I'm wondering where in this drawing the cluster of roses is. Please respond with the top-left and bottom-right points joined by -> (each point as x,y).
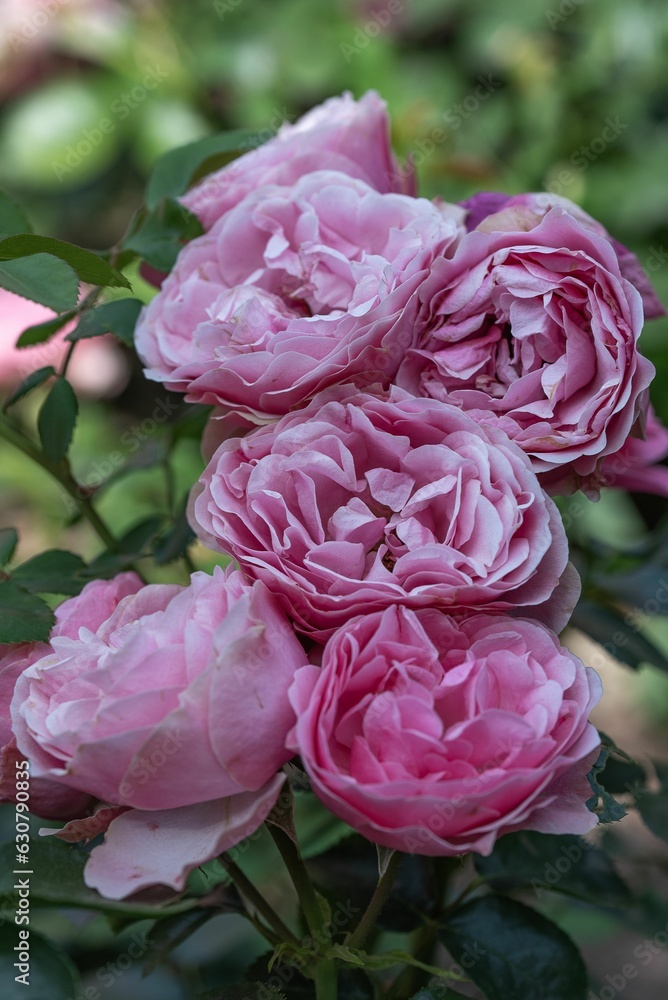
2,92 -> 667,901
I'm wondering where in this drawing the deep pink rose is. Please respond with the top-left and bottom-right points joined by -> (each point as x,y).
181,91 -> 414,230
9,567 -> 307,898
190,387 -> 578,640
136,171 -> 464,421
288,606 -> 601,856
397,205 -> 655,495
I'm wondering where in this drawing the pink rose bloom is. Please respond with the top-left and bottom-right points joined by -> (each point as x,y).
181,91 -> 414,230
460,191 -> 666,320
397,204 -> 655,496
9,566 -> 307,898
0,290 -> 128,398
0,573 -> 142,820
190,387 -> 578,640
288,606 -> 602,856
136,171 -> 464,421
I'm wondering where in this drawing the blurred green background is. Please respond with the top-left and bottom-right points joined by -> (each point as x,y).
1,1 -> 668,997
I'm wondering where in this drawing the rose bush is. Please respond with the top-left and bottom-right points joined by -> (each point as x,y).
136,171 -> 464,421
4,566 -> 307,897
289,606 -> 602,856
190,386 -> 578,639
397,202 -> 657,495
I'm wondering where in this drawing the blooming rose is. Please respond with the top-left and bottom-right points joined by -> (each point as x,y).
460,191 -> 666,320
288,606 -> 602,856
0,573 -> 143,820
8,566 -> 307,898
136,171 -> 464,421
181,91 -> 415,230
190,387 -> 578,640
0,289 -> 128,398
397,203 -> 655,495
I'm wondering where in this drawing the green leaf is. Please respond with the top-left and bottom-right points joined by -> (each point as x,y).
122,198 -> 204,272
439,896 -> 588,1000
473,831 -> 630,907
146,129 -> 262,209
0,235 -> 130,288
293,791 -> 356,861
0,254 -> 79,312
0,580 -> 54,642
16,312 -> 76,348
3,366 -> 56,409
571,598 -> 668,672
636,789 -> 668,843
84,516 -> 165,576
153,501 -> 196,565
0,188 -> 32,237
586,746 -> 627,823
0,925 -> 79,1000
66,298 -> 143,347
37,377 -> 78,461
410,985 -> 470,1000
0,527 -> 18,566
143,910 -> 213,976
12,549 -> 87,595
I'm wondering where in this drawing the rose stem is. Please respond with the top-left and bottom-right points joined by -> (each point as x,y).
0,413 -> 119,552
266,824 -> 338,1000
219,852 -> 299,946
345,849 -> 403,951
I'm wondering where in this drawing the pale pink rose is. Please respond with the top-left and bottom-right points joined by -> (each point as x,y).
190,386 -> 579,640
0,289 -> 129,398
136,172 -> 464,421
397,206 -> 655,495
288,606 -> 602,856
8,567 -> 306,897
0,643 -> 92,820
181,91 -> 415,230
0,573 -> 144,819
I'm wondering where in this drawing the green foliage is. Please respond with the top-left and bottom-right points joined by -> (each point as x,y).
0,580 -> 55,642
15,313 -> 76,348
474,831 -> 630,907
0,925 -> 79,1000
0,188 -> 32,237
2,367 -> 56,407
66,298 -> 144,347
439,896 -> 588,1000
146,128 -> 264,208
37,377 -> 78,462
0,235 -> 130,288
122,198 -> 204,271
0,527 -> 18,565
0,254 -> 79,312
